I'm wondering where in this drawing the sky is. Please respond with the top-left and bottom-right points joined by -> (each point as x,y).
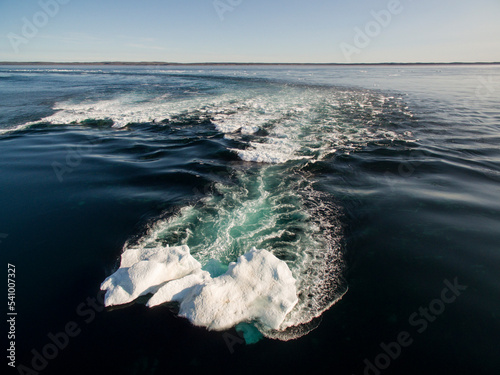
0,0 -> 499,63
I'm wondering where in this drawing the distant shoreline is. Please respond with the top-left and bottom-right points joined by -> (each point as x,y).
1,61 -> 499,66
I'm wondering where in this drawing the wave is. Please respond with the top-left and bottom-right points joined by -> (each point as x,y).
21,83 -> 414,161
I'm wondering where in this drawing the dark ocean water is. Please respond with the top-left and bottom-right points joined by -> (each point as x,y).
1,65 -> 499,375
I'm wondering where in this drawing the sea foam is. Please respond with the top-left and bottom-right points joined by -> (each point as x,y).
82,80 -> 413,340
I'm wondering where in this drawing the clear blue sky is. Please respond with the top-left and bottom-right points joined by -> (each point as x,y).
1,0 -> 499,63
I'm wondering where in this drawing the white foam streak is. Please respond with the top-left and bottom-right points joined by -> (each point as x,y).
233,140 -> 303,164
20,85 -> 412,166
71,82 -> 413,339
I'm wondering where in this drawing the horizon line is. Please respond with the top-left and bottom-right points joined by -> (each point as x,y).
1,61 -> 500,66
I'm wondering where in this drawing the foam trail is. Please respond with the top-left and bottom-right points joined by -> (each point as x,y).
88,79 -> 415,340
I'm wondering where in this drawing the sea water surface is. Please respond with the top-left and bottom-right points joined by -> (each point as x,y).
0,65 -> 499,374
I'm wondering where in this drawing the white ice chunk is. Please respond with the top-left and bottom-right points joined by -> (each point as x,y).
149,247 -> 298,331
147,269 -> 211,307
101,245 -> 298,332
100,245 -> 201,307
